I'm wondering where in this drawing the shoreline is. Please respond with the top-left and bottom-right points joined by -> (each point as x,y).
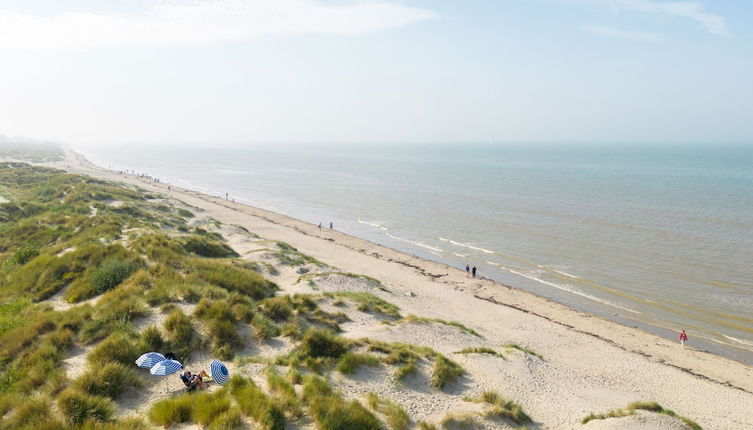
41,149 -> 753,426
71,146 -> 753,365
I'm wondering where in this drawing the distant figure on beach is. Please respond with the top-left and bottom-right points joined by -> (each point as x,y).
225,193 -> 229,200
472,266 -> 477,278
318,223 -> 322,229
329,222 -> 333,229
679,330 -> 688,348
465,264 -> 470,278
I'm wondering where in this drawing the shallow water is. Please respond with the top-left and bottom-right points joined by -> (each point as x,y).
78,142 -> 753,363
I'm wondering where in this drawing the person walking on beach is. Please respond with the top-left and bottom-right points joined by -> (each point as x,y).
465,264 -> 470,278
318,223 -> 321,229
679,329 -> 688,348
471,266 -> 477,278
329,222 -> 333,229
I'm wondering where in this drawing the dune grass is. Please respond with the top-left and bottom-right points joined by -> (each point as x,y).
366,392 -> 410,430
454,347 -> 504,358
581,401 -> 702,429
75,362 -> 143,399
468,390 -> 531,424
58,388 -> 116,425
503,343 -> 544,360
323,291 -> 400,318
336,352 -> 381,374
388,314 -> 480,337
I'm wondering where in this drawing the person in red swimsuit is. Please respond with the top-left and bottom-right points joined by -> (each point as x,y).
679,330 -> 688,348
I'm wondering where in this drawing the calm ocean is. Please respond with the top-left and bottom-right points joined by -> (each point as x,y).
78,143 -> 753,363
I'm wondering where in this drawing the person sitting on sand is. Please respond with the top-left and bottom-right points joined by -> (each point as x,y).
679,329 -> 688,348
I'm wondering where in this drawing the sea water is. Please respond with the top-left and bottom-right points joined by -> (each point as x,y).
78,142 -> 753,363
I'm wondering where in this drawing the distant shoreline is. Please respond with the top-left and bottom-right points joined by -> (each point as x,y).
43,149 -> 753,397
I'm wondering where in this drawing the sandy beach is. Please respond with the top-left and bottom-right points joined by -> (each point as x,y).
46,149 -> 753,429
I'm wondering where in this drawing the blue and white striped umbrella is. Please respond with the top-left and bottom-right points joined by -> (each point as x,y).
210,360 -> 230,385
150,359 -> 183,376
135,352 -> 165,369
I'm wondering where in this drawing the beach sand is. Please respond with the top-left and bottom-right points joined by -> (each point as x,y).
45,149 -> 753,429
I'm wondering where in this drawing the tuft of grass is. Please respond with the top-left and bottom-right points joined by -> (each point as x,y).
323,292 -> 400,318
265,367 -> 303,418
454,347 -> 503,357
418,421 -> 439,430
75,362 -> 143,399
440,412 -> 477,429
189,259 -> 276,300
4,395 -> 54,428
336,352 -> 380,375
192,392 -> 232,427
229,376 -> 285,430
582,401 -> 702,430
390,315 -> 480,337
503,343 -> 544,360
208,407 -> 244,430
183,235 -> 238,258
471,390 -> 531,424
394,357 -> 418,381
252,313 -> 280,342
87,334 -> 139,367
164,309 -> 194,360
148,394 -> 195,428
365,392 -> 410,430
299,328 -> 348,359
58,389 -> 116,425
432,355 -> 464,389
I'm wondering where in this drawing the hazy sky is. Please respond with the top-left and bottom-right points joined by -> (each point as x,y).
0,0 -> 751,144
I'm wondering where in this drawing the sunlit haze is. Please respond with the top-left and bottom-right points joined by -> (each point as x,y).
1,0 -> 751,144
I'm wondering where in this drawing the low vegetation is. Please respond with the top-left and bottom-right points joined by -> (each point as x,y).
503,343 -> 544,360
454,347 -> 504,358
389,314 -> 480,337
582,401 -> 702,430
366,392 -> 410,430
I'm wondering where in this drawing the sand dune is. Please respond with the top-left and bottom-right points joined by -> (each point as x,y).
41,149 -> 753,429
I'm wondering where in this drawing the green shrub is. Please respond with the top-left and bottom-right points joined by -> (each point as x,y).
13,244 -> 39,265
75,363 -> 142,399
148,395 -> 194,428
299,328 -> 347,359
91,258 -> 138,295
57,389 -> 116,425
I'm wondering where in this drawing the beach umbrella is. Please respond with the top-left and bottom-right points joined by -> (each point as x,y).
150,359 -> 183,376
135,352 -> 165,369
210,360 -> 230,385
